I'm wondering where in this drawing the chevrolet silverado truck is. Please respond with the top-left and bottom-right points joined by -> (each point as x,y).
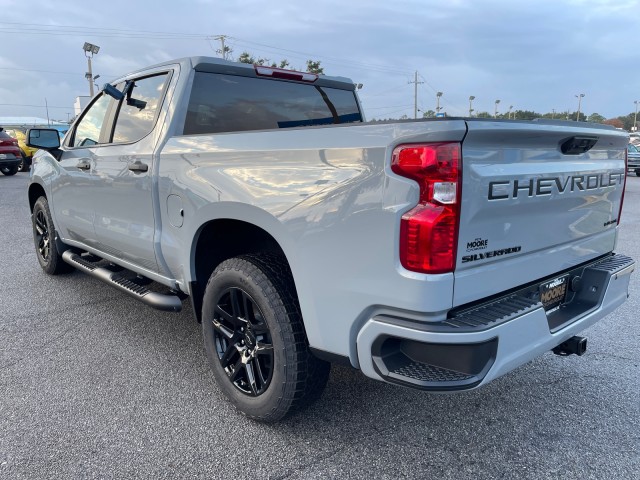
26,57 -> 635,422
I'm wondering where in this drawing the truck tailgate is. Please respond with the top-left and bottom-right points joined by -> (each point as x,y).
454,120 -> 628,307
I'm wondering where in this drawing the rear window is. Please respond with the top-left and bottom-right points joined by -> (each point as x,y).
184,72 -> 362,135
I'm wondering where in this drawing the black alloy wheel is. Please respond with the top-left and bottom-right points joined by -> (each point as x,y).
202,255 -> 330,422
212,287 -> 274,396
34,209 -> 51,263
31,196 -> 72,275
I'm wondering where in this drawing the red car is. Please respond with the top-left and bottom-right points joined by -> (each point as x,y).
0,127 -> 22,176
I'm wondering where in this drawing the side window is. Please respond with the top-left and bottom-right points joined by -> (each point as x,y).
112,73 -> 168,143
71,94 -> 112,147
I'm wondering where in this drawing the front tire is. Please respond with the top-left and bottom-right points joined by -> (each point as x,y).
32,196 -> 72,275
0,164 -> 19,176
635,168 -> 640,177
202,255 -> 330,422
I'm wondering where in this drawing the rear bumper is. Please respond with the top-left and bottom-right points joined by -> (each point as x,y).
356,254 -> 635,391
0,155 -> 20,168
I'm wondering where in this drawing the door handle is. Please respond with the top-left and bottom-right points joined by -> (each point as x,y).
76,160 -> 91,170
128,161 -> 148,173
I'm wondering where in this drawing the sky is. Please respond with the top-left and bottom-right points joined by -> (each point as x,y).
1,0 -> 639,123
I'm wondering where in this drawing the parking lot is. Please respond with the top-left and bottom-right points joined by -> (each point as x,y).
1,172 -> 638,479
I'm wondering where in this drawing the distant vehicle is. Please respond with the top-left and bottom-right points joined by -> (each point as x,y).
628,143 -> 640,176
0,127 -> 22,176
4,127 -> 36,172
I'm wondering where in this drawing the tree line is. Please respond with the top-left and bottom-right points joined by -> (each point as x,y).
375,109 -> 636,130
224,49 -> 639,129
225,47 -> 324,74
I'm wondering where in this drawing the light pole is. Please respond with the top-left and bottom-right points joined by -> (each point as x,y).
468,95 -> 475,117
494,99 -> 500,118
436,91 -> 443,114
508,105 -> 513,120
83,42 -> 100,97
575,93 -> 585,121
634,100 -> 639,131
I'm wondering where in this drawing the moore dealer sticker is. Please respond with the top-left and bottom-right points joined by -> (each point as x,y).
539,275 -> 569,312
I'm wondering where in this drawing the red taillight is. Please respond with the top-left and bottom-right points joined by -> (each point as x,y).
391,143 -> 461,274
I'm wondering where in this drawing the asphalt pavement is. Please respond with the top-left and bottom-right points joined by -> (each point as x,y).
1,172 -> 639,479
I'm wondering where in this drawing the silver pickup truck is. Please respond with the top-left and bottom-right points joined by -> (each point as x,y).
26,56 -> 635,422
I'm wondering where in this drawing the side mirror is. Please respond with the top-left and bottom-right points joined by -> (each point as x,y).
102,83 -> 124,100
26,129 -> 61,150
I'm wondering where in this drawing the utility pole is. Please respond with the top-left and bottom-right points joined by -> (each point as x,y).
575,93 -> 585,121
508,105 -> 513,120
552,109 -> 556,119
468,96 -> 475,117
436,92 -> 443,115
494,99 -> 501,118
44,98 -> 50,126
213,35 -> 228,60
408,71 -> 424,119
634,100 -> 639,131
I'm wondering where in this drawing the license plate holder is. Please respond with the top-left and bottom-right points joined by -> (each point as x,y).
539,275 -> 569,312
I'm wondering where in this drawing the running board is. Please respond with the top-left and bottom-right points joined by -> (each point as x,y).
62,250 -> 183,312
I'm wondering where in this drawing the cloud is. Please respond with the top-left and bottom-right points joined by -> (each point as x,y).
1,0 -> 638,120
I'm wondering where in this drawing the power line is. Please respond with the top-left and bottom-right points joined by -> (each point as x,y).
417,72 -> 440,95
0,67 -> 119,76
1,23 -> 427,114
229,36 -> 413,76
359,83 -> 409,98
0,29 -> 206,40
0,22 -> 414,78
0,103 -> 70,109
418,81 -> 466,114
0,22 -> 205,37
0,67 -> 78,75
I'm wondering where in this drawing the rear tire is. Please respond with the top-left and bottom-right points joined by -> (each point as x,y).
0,165 -> 19,176
32,196 -> 72,275
635,168 -> 640,177
202,254 -> 330,422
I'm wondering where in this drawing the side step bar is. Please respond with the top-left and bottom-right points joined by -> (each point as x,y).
62,250 -> 183,312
